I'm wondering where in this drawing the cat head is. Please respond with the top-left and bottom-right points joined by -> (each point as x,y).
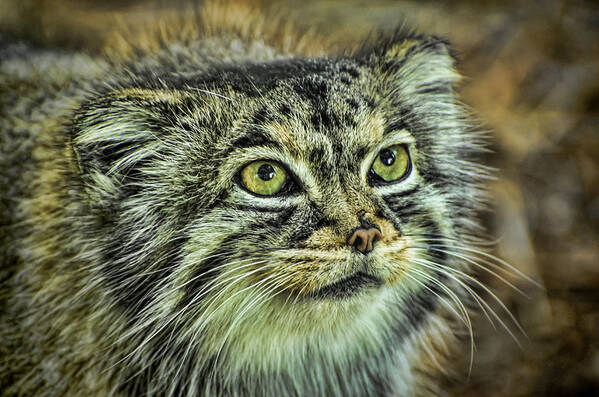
70,30 -> 487,374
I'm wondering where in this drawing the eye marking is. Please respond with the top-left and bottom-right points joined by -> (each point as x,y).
240,160 -> 287,196
369,144 -> 411,184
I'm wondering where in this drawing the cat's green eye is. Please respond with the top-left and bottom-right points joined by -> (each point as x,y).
240,160 -> 287,196
370,145 -> 410,182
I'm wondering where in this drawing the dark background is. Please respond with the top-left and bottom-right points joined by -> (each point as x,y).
1,0 -> 598,395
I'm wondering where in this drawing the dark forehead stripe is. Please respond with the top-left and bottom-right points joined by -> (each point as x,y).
290,74 -> 337,131
225,108 -> 285,154
229,126 -> 282,152
291,74 -> 331,104
308,146 -> 328,167
310,109 -> 343,131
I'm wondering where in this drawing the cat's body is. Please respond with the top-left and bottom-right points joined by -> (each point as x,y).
0,3 -> 488,396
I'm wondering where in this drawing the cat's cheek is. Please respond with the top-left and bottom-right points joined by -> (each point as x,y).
373,253 -> 410,286
369,234 -> 410,285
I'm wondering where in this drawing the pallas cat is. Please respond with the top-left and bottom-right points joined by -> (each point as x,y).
0,2 -> 500,396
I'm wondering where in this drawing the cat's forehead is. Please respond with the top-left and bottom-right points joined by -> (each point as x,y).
224,58 -> 386,156
213,57 -> 370,97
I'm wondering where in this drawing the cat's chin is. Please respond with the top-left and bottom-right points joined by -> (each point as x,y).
308,272 -> 383,300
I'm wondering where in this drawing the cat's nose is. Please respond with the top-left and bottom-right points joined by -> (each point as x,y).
347,227 -> 382,254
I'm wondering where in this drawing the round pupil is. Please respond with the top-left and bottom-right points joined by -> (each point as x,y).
257,164 -> 276,181
379,149 -> 396,166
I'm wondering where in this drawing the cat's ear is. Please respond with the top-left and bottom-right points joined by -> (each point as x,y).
358,29 -> 461,99
70,88 -> 188,201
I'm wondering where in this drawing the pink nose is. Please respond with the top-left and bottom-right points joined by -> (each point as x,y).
347,227 -> 382,254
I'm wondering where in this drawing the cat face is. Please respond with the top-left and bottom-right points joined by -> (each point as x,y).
72,35 -> 486,380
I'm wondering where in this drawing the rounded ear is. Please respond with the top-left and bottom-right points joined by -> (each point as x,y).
72,88 -> 189,177
357,29 -> 461,99
70,88 -> 189,204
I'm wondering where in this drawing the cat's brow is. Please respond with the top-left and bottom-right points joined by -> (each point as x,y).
229,127 -> 283,151
383,119 -> 411,136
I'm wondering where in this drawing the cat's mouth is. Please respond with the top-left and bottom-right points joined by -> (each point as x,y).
310,272 -> 382,300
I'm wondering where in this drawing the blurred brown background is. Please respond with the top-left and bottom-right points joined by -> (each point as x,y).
1,0 -> 598,395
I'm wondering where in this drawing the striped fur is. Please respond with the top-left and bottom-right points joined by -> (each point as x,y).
0,4 -> 495,397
